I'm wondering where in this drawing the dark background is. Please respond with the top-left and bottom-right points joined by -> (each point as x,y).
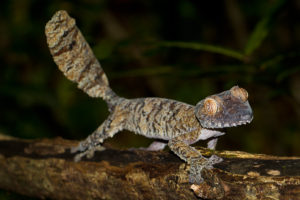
0,1 -> 300,197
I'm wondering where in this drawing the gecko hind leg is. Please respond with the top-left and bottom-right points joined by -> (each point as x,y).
71,115 -> 124,162
207,138 -> 218,150
144,141 -> 167,151
140,141 -> 167,151
129,141 -> 167,151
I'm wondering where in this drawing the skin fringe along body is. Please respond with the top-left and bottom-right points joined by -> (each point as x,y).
45,10 -> 253,184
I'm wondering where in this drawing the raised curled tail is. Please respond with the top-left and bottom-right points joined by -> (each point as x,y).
45,10 -> 119,107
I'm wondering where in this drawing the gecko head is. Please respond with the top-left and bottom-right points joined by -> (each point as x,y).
195,86 -> 253,129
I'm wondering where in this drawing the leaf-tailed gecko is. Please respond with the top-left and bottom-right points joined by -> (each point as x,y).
45,10 -> 253,184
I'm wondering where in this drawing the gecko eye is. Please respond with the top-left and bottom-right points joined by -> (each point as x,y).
230,86 -> 248,102
203,98 -> 218,115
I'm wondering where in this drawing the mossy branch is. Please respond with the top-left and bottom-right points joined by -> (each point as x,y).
0,134 -> 299,200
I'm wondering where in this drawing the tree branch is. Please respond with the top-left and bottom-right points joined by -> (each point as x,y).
0,134 -> 299,200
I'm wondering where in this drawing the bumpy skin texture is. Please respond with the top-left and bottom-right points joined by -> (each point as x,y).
45,10 -> 253,184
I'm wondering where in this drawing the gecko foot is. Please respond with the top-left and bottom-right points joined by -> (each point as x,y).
189,155 -> 223,184
72,145 -> 105,162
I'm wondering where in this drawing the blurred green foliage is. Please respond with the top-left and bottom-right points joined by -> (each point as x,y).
0,0 -> 299,167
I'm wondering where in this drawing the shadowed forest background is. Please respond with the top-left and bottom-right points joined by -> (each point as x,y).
0,1 -> 300,197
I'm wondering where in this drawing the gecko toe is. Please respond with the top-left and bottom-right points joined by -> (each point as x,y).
70,146 -> 80,154
189,173 -> 204,184
208,155 -> 223,165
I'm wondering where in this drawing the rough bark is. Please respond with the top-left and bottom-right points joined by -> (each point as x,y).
0,134 -> 299,200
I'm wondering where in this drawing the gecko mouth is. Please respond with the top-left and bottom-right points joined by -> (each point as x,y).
220,117 -> 253,128
202,115 -> 253,129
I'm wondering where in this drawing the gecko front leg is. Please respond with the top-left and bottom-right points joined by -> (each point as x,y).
168,130 -> 223,184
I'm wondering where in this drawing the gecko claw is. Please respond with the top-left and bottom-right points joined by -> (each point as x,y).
74,152 -> 86,162
208,154 -> 223,165
189,155 -> 223,184
70,142 -> 87,154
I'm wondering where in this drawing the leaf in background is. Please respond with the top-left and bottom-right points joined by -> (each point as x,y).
276,66 -> 300,82
260,50 -> 300,70
244,0 -> 286,56
110,65 -> 173,78
160,41 -> 245,61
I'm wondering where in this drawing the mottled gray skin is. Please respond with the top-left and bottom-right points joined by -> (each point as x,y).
45,10 -> 253,184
